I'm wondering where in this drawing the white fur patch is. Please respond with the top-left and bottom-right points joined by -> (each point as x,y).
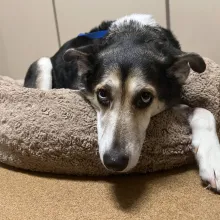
36,57 -> 52,90
113,14 -> 157,28
190,108 -> 220,191
97,110 -> 118,163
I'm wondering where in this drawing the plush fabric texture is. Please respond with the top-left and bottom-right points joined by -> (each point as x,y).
0,58 -> 219,175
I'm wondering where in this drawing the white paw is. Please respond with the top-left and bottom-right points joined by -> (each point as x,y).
190,108 -> 220,192
197,136 -> 220,192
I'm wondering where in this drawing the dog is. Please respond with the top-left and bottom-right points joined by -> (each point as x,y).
24,14 -> 220,192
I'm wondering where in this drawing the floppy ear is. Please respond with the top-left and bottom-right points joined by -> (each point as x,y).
63,45 -> 97,75
167,53 -> 206,84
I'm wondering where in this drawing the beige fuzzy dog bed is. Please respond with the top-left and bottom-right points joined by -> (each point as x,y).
0,58 -> 219,175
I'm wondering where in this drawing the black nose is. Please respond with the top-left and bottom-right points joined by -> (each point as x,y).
103,151 -> 129,172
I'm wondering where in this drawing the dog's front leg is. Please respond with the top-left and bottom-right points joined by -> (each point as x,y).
175,106 -> 220,192
189,108 -> 220,192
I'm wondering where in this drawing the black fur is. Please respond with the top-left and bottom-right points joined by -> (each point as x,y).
24,18 -> 205,108
24,62 -> 41,88
24,21 -> 113,89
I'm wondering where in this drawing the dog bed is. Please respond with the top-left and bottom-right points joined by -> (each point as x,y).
0,58 -> 219,175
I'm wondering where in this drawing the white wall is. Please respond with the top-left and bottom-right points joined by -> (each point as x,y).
0,0 -> 220,79
0,0 -> 58,79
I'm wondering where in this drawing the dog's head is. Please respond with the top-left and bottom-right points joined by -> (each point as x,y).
63,15 -> 206,172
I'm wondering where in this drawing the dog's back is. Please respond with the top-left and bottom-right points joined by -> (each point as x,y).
24,20 -> 113,90
24,14 -> 182,91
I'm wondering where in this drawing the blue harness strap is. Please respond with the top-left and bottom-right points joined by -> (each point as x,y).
78,30 -> 108,39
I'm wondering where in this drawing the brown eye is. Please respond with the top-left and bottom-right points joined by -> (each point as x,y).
136,91 -> 153,108
97,89 -> 110,106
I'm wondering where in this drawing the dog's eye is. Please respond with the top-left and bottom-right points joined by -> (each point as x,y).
97,89 -> 110,106
136,91 -> 153,108
141,92 -> 152,103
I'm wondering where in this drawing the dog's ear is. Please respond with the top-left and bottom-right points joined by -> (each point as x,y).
167,53 -> 206,84
63,45 -> 98,75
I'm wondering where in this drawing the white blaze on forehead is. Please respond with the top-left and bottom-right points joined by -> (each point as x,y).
113,14 -> 157,28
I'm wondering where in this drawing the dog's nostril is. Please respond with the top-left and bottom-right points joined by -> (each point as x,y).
103,152 -> 129,172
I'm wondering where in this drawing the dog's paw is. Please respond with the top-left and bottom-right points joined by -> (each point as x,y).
198,139 -> 220,193
190,108 -> 220,193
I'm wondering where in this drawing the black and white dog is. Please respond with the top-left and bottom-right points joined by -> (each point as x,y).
24,14 -> 220,192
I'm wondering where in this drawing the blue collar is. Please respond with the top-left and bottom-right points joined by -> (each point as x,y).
78,30 -> 108,39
